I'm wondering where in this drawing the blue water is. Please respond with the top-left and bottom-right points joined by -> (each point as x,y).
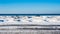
0,14 -> 60,16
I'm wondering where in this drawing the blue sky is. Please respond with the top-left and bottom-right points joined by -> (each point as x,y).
0,0 -> 60,14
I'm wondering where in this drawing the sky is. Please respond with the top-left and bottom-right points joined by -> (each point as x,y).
0,0 -> 60,14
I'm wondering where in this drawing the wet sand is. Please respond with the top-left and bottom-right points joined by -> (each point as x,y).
0,29 -> 60,34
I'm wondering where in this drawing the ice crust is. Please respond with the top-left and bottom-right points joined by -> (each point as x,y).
0,16 -> 60,25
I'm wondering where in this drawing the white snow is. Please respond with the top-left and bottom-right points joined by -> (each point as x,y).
0,16 -> 60,25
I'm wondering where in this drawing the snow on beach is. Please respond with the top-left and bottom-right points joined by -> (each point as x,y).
0,16 -> 60,25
